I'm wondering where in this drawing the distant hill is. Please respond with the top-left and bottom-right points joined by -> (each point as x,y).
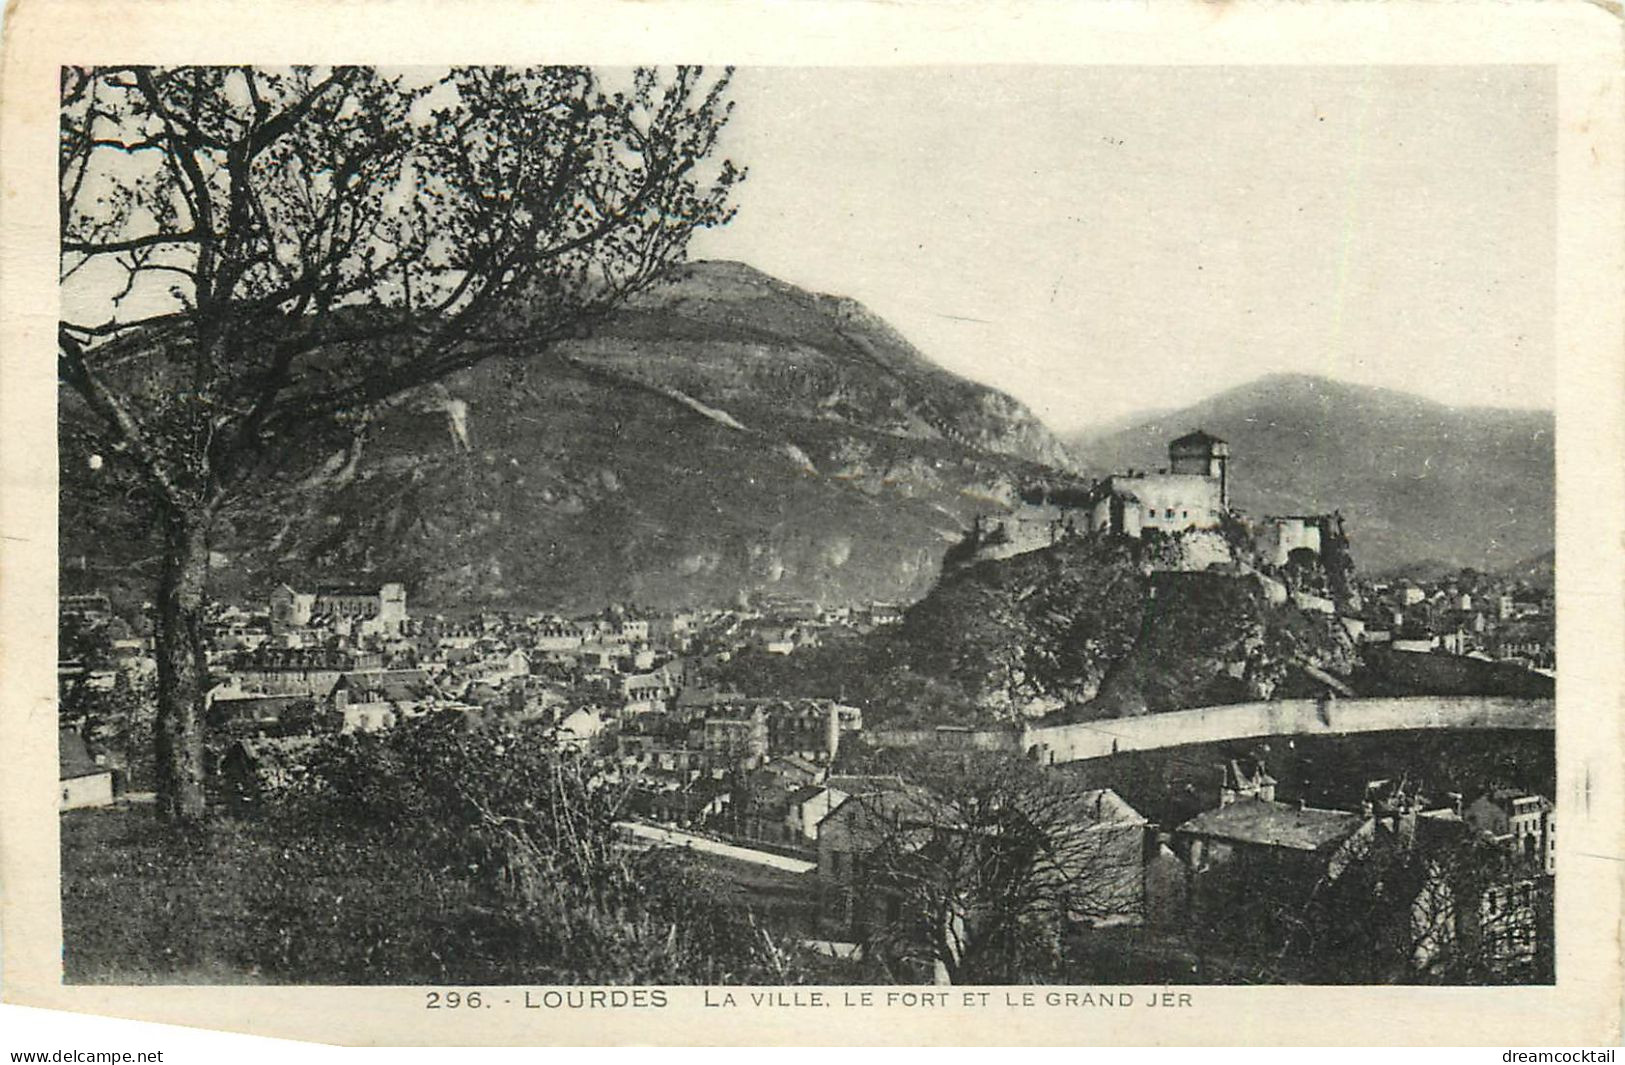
1067,373 -> 1553,573
61,261 -> 1082,612
1500,549 -> 1556,591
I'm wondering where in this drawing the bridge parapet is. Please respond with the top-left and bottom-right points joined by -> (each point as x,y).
1024,696 -> 1554,764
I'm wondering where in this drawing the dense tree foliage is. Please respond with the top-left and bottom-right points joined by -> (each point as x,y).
65,714 -> 819,984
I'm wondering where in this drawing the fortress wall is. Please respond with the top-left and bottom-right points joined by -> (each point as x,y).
865,727 -> 1023,752
866,697 -> 1553,761
1024,696 -> 1554,764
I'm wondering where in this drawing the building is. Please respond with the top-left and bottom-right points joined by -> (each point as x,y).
621,660 -> 686,712
1257,513 -> 1348,568
818,783 -> 1148,943
270,581 -> 408,637
785,784 -> 850,844
59,729 -> 114,810
816,782 -> 940,940
685,698 -> 864,771
759,698 -> 862,762
1464,788 -> 1556,876
60,592 -> 114,623
557,707 -> 606,750
1087,430 -> 1230,539
329,668 -> 438,732
1491,620 -> 1556,672
230,648 -> 383,696
1172,797 -> 1373,884
533,624 -> 584,653
206,692 -> 316,734
701,707 -> 770,769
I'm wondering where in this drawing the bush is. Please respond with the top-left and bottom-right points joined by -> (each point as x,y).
63,714 -> 824,985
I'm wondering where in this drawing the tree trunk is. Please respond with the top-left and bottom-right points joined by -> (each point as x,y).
154,505 -> 210,823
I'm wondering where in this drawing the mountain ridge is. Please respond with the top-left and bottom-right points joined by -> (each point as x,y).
61,266 -> 1554,610
1066,372 -> 1554,573
61,261 -> 1080,612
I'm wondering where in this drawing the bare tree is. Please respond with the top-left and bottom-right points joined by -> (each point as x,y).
59,66 -> 743,822
842,753 -> 1146,984
1303,822 -> 1554,985
1184,816 -> 1554,985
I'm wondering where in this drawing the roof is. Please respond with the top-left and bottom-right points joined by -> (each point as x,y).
616,822 -> 817,875
333,669 -> 433,702
313,582 -> 391,596
826,774 -> 908,795
212,692 -> 308,710
1169,429 -> 1227,450
825,785 -> 942,830
1175,799 -> 1365,852
230,736 -> 323,772
1475,788 -> 1554,815
767,753 -> 822,775
710,696 -> 853,717
785,784 -> 836,807
59,729 -> 106,781
1068,787 -> 1148,827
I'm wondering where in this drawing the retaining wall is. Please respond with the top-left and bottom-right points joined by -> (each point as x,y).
868,696 -> 1554,765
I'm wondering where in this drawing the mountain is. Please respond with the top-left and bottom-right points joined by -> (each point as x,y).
1499,549 -> 1556,591
61,261 -> 1082,612
1067,373 -> 1554,573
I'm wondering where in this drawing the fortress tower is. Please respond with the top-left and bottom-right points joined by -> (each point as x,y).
1167,430 -> 1230,509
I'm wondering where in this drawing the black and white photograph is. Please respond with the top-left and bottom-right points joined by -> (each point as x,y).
45,60 -> 1564,991
5,1 -> 1622,1045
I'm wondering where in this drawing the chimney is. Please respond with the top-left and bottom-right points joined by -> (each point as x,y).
825,701 -> 841,763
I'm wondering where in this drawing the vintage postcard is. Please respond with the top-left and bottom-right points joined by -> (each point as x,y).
2,0 -> 1621,1048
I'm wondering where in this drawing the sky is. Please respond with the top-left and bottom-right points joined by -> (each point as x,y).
687,66 -> 1557,433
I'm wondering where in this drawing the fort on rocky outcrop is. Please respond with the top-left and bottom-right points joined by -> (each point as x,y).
956,431 -> 1345,583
